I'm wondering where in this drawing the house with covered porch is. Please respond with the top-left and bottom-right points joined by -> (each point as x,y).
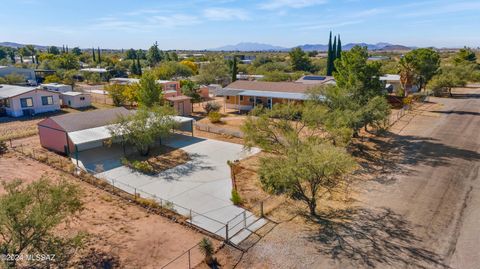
216,80 -> 326,112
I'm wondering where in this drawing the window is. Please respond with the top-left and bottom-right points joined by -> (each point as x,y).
80,97 -> 85,101
41,96 -> 53,106
20,97 -> 33,108
226,96 -> 230,100
240,95 -> 244,101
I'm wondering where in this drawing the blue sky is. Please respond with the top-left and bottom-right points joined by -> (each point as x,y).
1,0 -> 479,49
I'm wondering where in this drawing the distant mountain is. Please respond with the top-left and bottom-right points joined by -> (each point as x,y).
210,42 -> 413,52
0,42 -> 49,50
210,42 -> 288,51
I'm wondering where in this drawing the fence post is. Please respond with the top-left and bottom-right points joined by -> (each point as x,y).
9,139 -> 12,148
134,188 -> 137,200
111,179 -> 115,192
32,149 -> 35,159
188,249 -> 191,269
225,224 -> 229,242
189,209 -> 192,221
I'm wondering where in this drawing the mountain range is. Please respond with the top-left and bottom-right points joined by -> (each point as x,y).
1,41 -> 413,52
210,42 -> 412,51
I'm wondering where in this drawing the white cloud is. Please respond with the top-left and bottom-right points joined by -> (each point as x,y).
203,8 -> 250,21
258,0 -> 327,10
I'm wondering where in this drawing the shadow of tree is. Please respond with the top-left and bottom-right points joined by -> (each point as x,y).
350,131 -> 480,185
305,207 -> 449,269
431,110 -> 480,116
159,152 -> 215,181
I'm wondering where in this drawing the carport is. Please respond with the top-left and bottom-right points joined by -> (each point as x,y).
68,116 -> 195,165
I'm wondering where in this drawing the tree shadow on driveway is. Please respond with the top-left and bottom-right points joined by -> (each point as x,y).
305,207 -> 450,269
158,152 -> 215,182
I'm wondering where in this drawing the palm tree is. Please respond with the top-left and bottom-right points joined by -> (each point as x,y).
399,59 -> 416,97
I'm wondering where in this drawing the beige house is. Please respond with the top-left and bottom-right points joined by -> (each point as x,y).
0,84 -> 60,117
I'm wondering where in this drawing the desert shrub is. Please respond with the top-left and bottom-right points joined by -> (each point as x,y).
203,102 -> 221,114
403,95 -> 414,107
137,197 -> 161,209
198,237 -> 217,266
123,159 -> 155,174
208,111 -> 222,123
230,189 -> 242,205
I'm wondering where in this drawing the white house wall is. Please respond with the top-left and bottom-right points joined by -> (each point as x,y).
6,90 -> 60,117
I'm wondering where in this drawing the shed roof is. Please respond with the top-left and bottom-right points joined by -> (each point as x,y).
166,95 -> 192,101
224,80 -> 317,94
61,91 -> 86,96
42,107 -> 133,132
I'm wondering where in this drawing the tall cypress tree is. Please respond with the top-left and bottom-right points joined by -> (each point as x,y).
337,35 -> 342,60
137,55 -> 142,76
326,31 -> 333,76
97,47 -> 101,63
231,56 -> 237,82
332,36 -> 337,73
66,45 -> 69,54
92,47 -> 96,62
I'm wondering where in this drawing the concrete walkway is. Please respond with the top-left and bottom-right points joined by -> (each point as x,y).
77,134 -> 265,244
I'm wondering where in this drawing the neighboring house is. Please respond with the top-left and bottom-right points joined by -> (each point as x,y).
60,91 -> 92,108
236,74 -> 265,81
109,78 -> 192,116
0,66 -> 37,85
40,83 -> 72,93
217,80 -> 326,112
0,84 -> 60,117
380,74 -> 402,94
37,107 -> 194,155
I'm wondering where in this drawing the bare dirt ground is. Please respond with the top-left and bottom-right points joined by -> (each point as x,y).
218,87 -> 480,269
0,102 -> 114,141
0,152 -> 219,269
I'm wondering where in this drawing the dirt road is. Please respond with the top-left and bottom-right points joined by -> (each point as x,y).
358,88 -> 480,269
231,88 -> 480,269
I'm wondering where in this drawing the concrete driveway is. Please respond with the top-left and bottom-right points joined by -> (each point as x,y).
77,134 -> 264,243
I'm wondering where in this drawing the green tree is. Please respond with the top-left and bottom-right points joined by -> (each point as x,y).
0,178 -> 84,268
57,54 -> 80,70
326,31 -> 334,76
197,61 -> 231,86
242,103 -> 356,216
400,48 -> 440,91
0,73 -> 25,84
105,83 -> 127,106
289,47 -> 313,72
181,80 -> 201,103
137,56 -> 142,76
153,61 -> 193,80
137,72 -> 163,107
229,56 -> 238,82
109,105 -> 177,156
258,141 -> 356,216
428,64 -> 474,96
71,47 -> 82,56
0,47 -> 8,60
97,47 -> 101,63
125,48 -> 137,60
336,35 -> 342,60
92,47 -> 96,62
47,46 -> 60,55
454,47 -> 477,65
147,42 -> 162,67
334,46 -> 384,105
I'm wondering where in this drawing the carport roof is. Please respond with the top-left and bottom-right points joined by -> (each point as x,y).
68,116 -> 194,146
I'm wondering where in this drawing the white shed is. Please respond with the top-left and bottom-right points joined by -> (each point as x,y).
60,91 -> 91,108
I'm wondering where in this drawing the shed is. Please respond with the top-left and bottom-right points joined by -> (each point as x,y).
38,107 -> 195,155
60,91 -> 92,108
